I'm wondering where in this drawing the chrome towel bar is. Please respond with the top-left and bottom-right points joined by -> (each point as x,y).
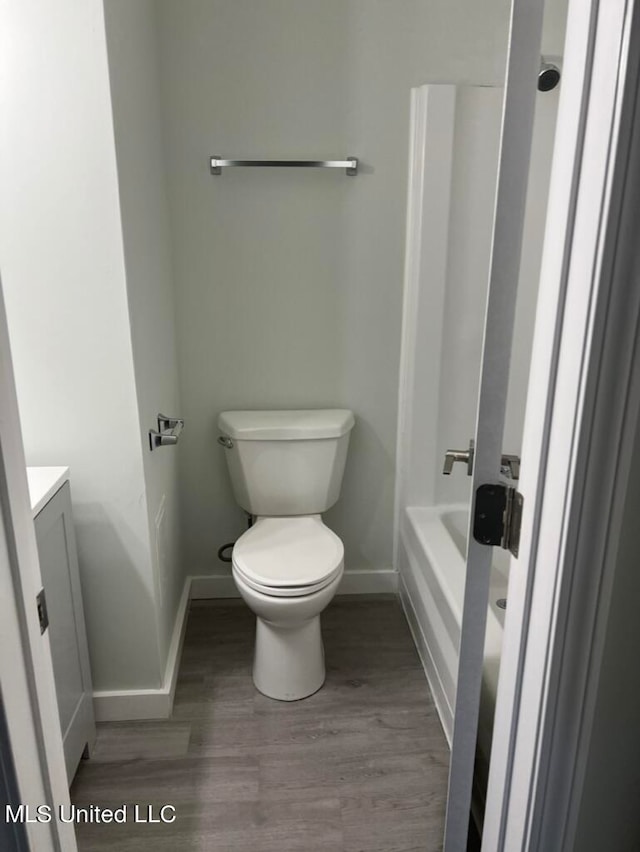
210,156 -> 358,176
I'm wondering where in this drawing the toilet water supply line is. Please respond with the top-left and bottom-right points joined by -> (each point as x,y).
217,513 -> 253,563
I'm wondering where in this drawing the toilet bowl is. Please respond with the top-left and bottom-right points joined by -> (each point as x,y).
218,408 -> 355,701
232,515 -> 344,700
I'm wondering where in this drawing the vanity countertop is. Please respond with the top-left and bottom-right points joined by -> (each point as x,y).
26,466 -> 70,517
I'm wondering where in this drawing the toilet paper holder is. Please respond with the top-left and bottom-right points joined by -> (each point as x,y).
149,414 -> 184,451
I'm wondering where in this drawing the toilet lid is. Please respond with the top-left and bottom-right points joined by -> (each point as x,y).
232,516 -> 344,595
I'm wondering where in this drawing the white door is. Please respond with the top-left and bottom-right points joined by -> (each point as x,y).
443,0 -> 548,848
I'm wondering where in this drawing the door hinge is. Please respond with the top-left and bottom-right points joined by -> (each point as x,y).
36,588 -> 49,634
473,483 -> 524,557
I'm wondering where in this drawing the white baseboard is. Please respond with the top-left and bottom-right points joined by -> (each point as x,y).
190,573 -> 237,599
164,577 -> 192,710
93,577 -> 191,722
189,568 -> 399,599
338,568 -> 398,595
92,687 -> 172,723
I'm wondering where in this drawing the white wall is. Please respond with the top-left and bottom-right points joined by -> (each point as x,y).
102,0 -> 184,670
0,0 -> 165,691
155,0 -> 511,579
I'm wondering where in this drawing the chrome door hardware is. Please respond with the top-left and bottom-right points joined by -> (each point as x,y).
473,483 -> 524,558
36,588 -> 49,634
443,440 -> 475,476
500,454 -> 521,480
157,414 -> 183,433
149,414 -> 184,451
443,440 -> 521,481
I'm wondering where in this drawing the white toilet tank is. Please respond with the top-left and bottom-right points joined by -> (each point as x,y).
218,409 -> 355,516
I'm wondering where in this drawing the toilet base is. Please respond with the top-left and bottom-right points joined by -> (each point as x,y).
253,615 -> 325,701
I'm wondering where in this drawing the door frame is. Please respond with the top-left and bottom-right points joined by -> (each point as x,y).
483,0 -> 640,848
0,285 -> 77,852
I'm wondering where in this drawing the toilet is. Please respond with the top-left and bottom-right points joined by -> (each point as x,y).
217,409 -> 355,701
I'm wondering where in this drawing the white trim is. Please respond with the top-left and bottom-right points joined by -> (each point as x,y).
93,576 -> 191,722
190,569 -> 398,600
165,578 -> 192,707
189,573 -> 237,599
92,689 -> 172,724
337,569 -> 398,595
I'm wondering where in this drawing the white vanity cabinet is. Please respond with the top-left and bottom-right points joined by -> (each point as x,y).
28,467 -> 95,783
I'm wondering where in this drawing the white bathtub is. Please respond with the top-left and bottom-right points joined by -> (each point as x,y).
398,503 -> 508,765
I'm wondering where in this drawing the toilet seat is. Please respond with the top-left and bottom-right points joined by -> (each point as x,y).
232,516 -> 344,598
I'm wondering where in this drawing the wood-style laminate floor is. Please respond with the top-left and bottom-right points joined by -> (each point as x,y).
71,597 -> 450,851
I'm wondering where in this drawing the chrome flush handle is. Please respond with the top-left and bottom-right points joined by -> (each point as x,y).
443,439 -> 475,476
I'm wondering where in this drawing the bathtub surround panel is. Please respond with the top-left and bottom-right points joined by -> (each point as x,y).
432,85 -> 562,508
395,85 -> 503,534
155,0 -> 512,581
435,89 -> 504,506
394,85 -> 456,526
395,83 -> 561,630
103,0 -> 184,673
396,89 -> 564,518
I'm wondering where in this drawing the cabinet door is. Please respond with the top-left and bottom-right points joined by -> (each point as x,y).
34,481 -> 95,782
